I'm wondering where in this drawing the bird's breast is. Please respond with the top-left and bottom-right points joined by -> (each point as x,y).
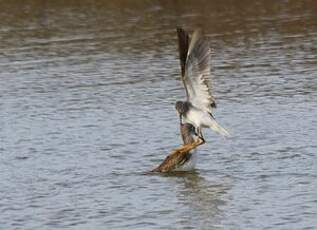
184,109 -> 204,127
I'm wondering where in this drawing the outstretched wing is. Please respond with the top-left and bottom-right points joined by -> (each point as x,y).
183,29 -> 216,113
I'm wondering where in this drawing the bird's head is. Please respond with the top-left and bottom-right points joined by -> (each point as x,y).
175,101 -> 190,124
175,101 -> 189,115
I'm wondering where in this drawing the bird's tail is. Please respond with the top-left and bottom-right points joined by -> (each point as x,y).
208,119 -> 230,138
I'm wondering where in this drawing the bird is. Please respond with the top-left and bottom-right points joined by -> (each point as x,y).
151,123 -> 202,172
175,27 -> 230,142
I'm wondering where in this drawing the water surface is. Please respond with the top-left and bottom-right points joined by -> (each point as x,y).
0,1 -> 317,229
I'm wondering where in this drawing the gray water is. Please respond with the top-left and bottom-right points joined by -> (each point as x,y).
0,1 -> 317,229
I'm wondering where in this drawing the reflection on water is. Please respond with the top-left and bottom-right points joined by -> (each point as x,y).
0,0 -> 317,229
163,171 -> 229,229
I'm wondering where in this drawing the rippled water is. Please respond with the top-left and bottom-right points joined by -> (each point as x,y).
1,1 -> 317,229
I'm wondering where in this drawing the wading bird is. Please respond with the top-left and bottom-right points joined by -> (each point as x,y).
152,123 -> 202,172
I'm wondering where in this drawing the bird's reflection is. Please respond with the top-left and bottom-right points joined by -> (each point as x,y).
161,170 -> 230,229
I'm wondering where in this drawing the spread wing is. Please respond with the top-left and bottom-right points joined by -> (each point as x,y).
177,28 -> 216,113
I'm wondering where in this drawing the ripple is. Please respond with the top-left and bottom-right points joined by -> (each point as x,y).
0,1 -> 316,230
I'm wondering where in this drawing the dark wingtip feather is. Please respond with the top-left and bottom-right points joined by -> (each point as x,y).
176,27 -> 189,77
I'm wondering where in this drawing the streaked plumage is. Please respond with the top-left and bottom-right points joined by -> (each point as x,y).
176,28 -> 230,139
151,123 -> 201,172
